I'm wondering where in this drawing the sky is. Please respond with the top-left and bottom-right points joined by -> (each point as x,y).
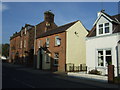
1,2 -> 119,44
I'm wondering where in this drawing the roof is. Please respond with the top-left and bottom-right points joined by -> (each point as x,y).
10,32 -> 21,40
37,20 -> 79,39
102,12 -> 120,22
118,40 -> 120,44
87,12 -> 120,37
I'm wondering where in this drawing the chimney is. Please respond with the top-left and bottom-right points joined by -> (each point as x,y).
44,10 -> 54,23
97,9 -> 105,17
97,11 -> 101,17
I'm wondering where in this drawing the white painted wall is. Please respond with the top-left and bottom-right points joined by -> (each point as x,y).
66,21 -> 88,71
86,33 -> 120,76
118,42 -> 120,75
42,52 -> 51,70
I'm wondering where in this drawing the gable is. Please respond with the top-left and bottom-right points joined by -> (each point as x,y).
87,12 -> 120,37
36,20 -> 78,38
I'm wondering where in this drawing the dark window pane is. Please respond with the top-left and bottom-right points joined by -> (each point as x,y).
106,50 -> 111,55
99,24 -> 103,27
98,51 -> 103,56
105,23 -> 109,26
106,56 -> 112,65
105,27 -> 109,33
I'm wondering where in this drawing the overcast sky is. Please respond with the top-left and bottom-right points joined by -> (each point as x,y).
2,2 -> 119,44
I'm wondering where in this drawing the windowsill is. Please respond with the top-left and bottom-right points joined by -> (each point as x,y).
96,66 -> 108,69
97,33 -> 111,36
54,45 -> 60,47
54,64 -> 58,66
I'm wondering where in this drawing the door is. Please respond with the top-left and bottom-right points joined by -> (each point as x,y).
37,48 -> 43,70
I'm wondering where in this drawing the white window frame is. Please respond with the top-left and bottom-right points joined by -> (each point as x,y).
38,40 -> 41,48
97,22 -> 111,36
46,38 -> 50,47
46,53 -> 50,63
55,36 -> 61,46
97,48 -> 112,67
54,53 -> 59,66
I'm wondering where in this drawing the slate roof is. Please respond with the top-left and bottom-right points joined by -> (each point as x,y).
37,20 -> 79,39
118,40 -> 120,43
87,12 -> 120,37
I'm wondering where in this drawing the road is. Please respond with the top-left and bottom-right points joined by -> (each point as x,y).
2,63 -> 109,88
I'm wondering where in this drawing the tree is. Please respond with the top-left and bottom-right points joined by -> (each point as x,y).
2,43 -> 10,58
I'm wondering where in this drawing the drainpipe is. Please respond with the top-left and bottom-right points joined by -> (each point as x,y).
117,42 -> 120,77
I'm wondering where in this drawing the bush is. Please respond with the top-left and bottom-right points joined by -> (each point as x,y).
88,69 -> 101,75
114,76 -> 120,84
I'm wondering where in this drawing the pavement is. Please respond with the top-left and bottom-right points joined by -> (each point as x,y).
56,74 -> 119,88
2,63 -> 120,88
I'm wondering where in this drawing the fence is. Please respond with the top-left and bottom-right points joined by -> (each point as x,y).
66,63 -> 87,72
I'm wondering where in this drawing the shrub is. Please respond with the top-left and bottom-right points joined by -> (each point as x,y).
114,76 -> 120,84
88,69 -> 101,75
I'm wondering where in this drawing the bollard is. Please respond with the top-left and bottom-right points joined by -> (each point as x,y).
108,65 -> 114,83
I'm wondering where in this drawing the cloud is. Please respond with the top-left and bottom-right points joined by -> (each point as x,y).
0,3 -> 9,12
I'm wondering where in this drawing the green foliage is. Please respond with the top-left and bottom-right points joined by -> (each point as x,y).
88,69 -> 101,75
114,76 -> 120,84
2,43 -> 10,58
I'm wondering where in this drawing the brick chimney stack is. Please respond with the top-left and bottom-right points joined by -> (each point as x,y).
44,10 -> 54,23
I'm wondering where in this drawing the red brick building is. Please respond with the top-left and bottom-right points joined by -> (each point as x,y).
35,20 -> 88,72
9,11 -> 57,67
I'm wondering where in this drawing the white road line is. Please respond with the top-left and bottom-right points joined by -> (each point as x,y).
13,78 -> 35,88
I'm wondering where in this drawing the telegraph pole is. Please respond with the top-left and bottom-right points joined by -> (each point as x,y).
34,25 -> 36,69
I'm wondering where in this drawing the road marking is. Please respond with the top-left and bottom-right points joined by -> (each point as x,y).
13,78 -> 35,88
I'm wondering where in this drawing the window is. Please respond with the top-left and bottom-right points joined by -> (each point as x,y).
46,38 -> 50,47
98,50 -> 104,66
105,23 -> 109,33
38,40 -> 41,48
97,49 -> 112,67
46,53 -> 51,63
54,53 -> 59,66
99,24 -> 103,34
55,36 -> 61,46
98,23 -> 110,35
105,50 -> 112,65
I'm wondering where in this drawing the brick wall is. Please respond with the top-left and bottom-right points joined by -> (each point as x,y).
36,32 -> 66,72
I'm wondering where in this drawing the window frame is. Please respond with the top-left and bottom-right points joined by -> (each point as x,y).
54,53 -> 59,66
45,53 -> 51,63
46,38 -> 50,47
97,49 -> 112,67
55,36 -> 61,46
97,22 -> 111,36
38,40 -> 41,48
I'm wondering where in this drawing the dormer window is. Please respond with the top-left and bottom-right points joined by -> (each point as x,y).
99,24 -> 103,34
105,23 -> 109,33
97,23 -> 110,36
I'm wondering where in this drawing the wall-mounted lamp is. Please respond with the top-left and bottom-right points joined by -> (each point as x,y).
75,31 -> 78,35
